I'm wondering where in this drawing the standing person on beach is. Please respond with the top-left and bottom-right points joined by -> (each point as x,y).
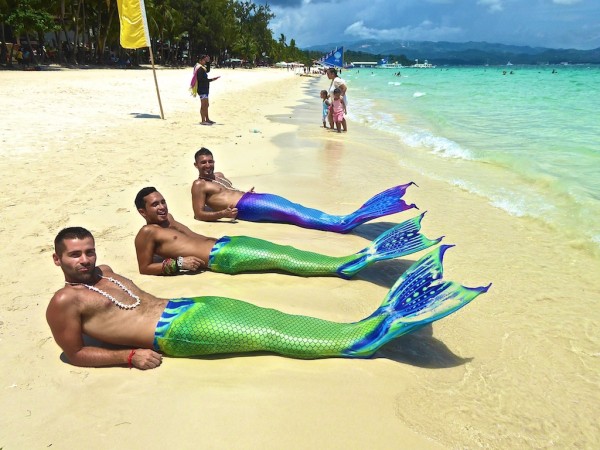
193,55 -> 220,125
46,227 -> 488,369
191,147 -> 418,233
133,187 -> 440,278
326,67 -> 348,130
331,88 -> 347,133
320,90 -> 331,128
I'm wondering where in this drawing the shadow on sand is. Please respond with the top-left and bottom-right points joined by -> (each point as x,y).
130,112 -> 162,119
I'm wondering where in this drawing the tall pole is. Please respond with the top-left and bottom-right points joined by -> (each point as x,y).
148,45 -> 165,120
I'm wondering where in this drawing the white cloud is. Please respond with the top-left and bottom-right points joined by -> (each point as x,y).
344,20 -> 462,41
477,0 -> 504,12
269,0 -> 600,50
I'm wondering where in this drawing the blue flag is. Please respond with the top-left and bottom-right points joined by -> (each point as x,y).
320,47 -> 344,68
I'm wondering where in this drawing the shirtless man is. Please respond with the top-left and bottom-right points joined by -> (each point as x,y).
134,186 -> 440,278
191,147 -> 417,233
47,227 -> 488,369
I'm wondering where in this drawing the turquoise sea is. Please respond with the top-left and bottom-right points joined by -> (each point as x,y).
341,65 -> 600,257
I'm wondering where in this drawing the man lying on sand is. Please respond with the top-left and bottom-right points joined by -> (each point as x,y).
47,227 -> 489,369
191,147 -> 417,233
134,187 -> 440,277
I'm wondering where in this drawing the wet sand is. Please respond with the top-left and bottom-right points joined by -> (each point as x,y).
0,65 -> 598,448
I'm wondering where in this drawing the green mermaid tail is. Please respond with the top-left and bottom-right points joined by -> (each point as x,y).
337,212 -> 441,278
342,245 -> 491,357
154,246 -> 490,359
207,213 -> 441,278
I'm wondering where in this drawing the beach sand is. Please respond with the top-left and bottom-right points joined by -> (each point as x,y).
0,66 -> 598,449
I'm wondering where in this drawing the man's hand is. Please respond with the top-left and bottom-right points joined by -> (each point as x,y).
181,256 -> 207,272
222,205 -> 238,219
131,349 -> 163,370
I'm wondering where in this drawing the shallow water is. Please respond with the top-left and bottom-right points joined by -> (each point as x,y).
280,74 -> 600,448
342,65 -> 600,258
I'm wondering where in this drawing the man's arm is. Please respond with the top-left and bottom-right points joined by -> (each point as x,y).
191,181 -> 238,221
134,227 -> 167,275
46,290 -> 161,369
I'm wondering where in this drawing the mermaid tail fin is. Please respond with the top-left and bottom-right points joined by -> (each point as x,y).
339,183 -> 418,233
337,213 -> 443,278
345,245 -> 491,357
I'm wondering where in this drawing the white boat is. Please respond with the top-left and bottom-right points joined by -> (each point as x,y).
410,60 -> 435,68
371,59 -> 436,69
377,62 -> 404,68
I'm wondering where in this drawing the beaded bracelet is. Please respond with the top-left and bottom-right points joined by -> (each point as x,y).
162,258 -> 179,275
127,349 -> 136,369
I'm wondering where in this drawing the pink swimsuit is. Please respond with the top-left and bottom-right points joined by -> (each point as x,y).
332,98 -> 345,122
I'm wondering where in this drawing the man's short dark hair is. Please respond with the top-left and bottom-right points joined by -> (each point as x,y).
134,186 -> 158,210
54,227 -> 94,256
194,147 -> 213,161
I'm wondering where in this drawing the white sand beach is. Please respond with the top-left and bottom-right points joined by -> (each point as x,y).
0,65 -> 598,449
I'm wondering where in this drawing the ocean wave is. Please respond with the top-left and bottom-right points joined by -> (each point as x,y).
344,66 -> 600,259
404,131 -> 474,160
450,179 -> 526,217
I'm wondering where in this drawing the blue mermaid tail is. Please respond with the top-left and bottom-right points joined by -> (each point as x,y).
336,212 -> 442,278
235,183 -> 417,233
343,245 -> 492,357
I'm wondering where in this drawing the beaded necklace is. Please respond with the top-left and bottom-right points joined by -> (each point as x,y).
66,276 -> 141,310
199,176 -> 243,192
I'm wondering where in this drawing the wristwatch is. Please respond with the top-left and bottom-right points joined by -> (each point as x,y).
177,256 -> 184,270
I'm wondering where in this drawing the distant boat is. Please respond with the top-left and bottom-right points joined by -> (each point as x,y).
411,60 -> 436,68
363,59 -> 436,69
506,61 -> 514,66
377,62 -> 404,69
373,58 -> 404,69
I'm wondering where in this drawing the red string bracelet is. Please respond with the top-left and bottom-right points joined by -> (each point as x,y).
127,349 -> 136,369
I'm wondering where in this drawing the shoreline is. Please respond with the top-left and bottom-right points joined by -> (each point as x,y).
0,67 -> 440,449
0,67 -> 598,448
269,75 -> 600,447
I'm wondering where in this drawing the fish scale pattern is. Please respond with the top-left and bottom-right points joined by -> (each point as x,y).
208,235 -> 359,276
154,296 -> 382,359
207,214 -> 441,278
153,247 -> 490,359
235,183 -> 417,233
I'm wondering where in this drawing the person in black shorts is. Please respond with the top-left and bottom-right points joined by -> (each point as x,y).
195,54 -> 220,125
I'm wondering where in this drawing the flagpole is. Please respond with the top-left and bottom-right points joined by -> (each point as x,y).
148,45 -> 165,120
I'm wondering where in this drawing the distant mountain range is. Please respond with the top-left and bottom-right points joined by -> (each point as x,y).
306,40 -> 600,65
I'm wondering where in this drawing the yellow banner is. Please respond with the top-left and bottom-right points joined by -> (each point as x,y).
116,0 -> 151,49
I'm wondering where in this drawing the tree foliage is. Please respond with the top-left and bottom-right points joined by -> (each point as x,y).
0,0 -> 313,66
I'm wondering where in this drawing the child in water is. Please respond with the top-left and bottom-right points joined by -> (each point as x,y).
331,88 -> 347,133
320,90 -> 330,128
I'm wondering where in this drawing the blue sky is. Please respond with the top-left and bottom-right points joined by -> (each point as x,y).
261,0 -> 600,50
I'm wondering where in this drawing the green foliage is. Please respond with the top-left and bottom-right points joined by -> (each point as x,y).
6,0 -> 57,34
0,0 -> 319,66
